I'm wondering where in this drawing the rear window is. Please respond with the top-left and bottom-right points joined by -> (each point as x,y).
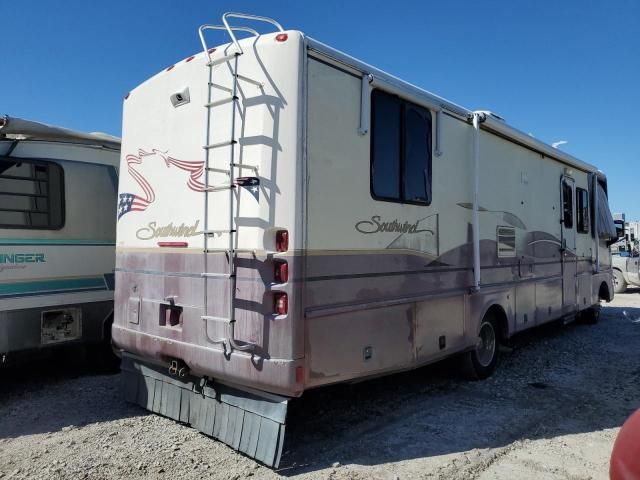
0,158 -> 64,229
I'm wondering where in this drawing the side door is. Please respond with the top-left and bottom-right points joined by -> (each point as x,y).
561,176 -> 577,309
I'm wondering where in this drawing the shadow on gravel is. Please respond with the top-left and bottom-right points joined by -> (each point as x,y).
276,305 -> 640,475
0,351 -> 142,441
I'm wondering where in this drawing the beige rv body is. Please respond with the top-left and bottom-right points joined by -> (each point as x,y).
113,18 -> 615,466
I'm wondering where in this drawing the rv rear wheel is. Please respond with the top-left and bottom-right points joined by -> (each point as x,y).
613,270 -> 627,294
461,314 -> 500,380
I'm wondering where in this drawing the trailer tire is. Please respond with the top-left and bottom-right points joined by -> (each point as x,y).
613,269 -> 627,294
461,313 -> 500,380
87,314 -> 120,373
580,305 -> 600,325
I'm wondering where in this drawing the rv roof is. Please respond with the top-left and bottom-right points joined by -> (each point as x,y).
0,115 -> 120,151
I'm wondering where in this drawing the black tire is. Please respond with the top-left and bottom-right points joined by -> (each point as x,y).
613,269 -> 627,294
461,314 -> 500,380
87,315 -> 121,373
580,305 -> 600,325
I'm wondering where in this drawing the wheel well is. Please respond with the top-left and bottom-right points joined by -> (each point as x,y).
484,304 -> 509,341
599,281 -> 611,302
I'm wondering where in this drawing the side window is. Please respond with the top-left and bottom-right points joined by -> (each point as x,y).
576,187 -> 589,233
371,90 -> 432,205
0,159 -> 64,229
562,180 -> 573,228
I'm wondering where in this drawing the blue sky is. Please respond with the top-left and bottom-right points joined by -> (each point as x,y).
2,1 -> 638,217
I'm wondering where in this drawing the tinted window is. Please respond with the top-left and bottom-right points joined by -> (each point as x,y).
371,90 -> 432,205
404,106 -> 432,203
371,91 -> 401,199
576,187 -> 589,233
0,159 -> 64,229
562,180 -> 573,229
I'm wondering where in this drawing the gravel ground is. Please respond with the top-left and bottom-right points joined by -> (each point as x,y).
2,291 -> 640,480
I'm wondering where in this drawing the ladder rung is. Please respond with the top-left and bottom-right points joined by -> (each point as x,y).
230,163 -> 258,172
204,183 -> 235,192
201,315 -> 233,323
205,167 -> 231,174
204,140 -> 237,149
209,83 -> 233,93
201,273 -> 235,279
203,229 -> 236,235
207,52 -> 240,66
205,96 -> 239,108
234,73 -> 262,87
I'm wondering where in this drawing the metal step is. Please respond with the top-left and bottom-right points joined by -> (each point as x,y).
208,82 -> 233,93
204,183 -> 235,192
207,52 -> 240,67
205,96 -> 239,108
234,73 -> 263,87
201,315 -> 233,323
230,163 -> 259,172
201,272 -> 234,279
204,140 -> 237,150
205,167 -> 231,175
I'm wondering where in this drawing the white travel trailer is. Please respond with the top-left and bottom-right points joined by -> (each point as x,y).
114,13 -> 618,467
0,115 -> 119,365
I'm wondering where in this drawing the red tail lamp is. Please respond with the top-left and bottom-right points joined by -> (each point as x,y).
274,260 -> 289,283
275,230 -> 289,252
275,33 -> 288,42
274,292 -> 288,315
158,242 -> 188,248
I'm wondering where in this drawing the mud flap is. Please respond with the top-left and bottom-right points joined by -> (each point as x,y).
121,354 -> 288,468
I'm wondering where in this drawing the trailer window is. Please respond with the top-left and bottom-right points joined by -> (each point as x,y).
371,90 -> 432,205
0,159 -> 64,229
562,180 -> 573,229
576,187 -> 589,233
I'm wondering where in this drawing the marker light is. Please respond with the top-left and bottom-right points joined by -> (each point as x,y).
274,260 -> 288,284
275,33 -> 288,42
275,230 -> 289,252
274,292 -> 288,315
158,242 -> 188,248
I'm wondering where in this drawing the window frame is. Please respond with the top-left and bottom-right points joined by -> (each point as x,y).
561,179 -> 574,229
370,89 -> 433,206
0,156 -> 66,230
576,187 -> 589,234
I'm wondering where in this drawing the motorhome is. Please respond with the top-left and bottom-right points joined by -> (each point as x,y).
610,213 -> 640,292
0,115 -> 119,365
114,13 -> 618,467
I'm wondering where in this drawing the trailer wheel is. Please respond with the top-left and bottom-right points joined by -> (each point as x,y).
461,313 -> 500,380
580,305 -> 600,325
613,269 -> 627,294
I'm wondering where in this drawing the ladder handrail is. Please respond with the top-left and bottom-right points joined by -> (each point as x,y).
199,12 -> 285,62
199,25 -> 259,64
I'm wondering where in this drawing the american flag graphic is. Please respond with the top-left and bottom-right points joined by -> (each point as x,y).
117,149 -> 206,220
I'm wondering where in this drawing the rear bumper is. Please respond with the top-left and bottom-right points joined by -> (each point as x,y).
113,325 -> 304,397
0,300 -> 113,355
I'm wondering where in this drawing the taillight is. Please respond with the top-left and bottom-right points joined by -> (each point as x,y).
274,260 -> 288,283
274,292 -> 288,315
295,366 -> 304,383
275,230 -> 288,252
275,33 -> 288,42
